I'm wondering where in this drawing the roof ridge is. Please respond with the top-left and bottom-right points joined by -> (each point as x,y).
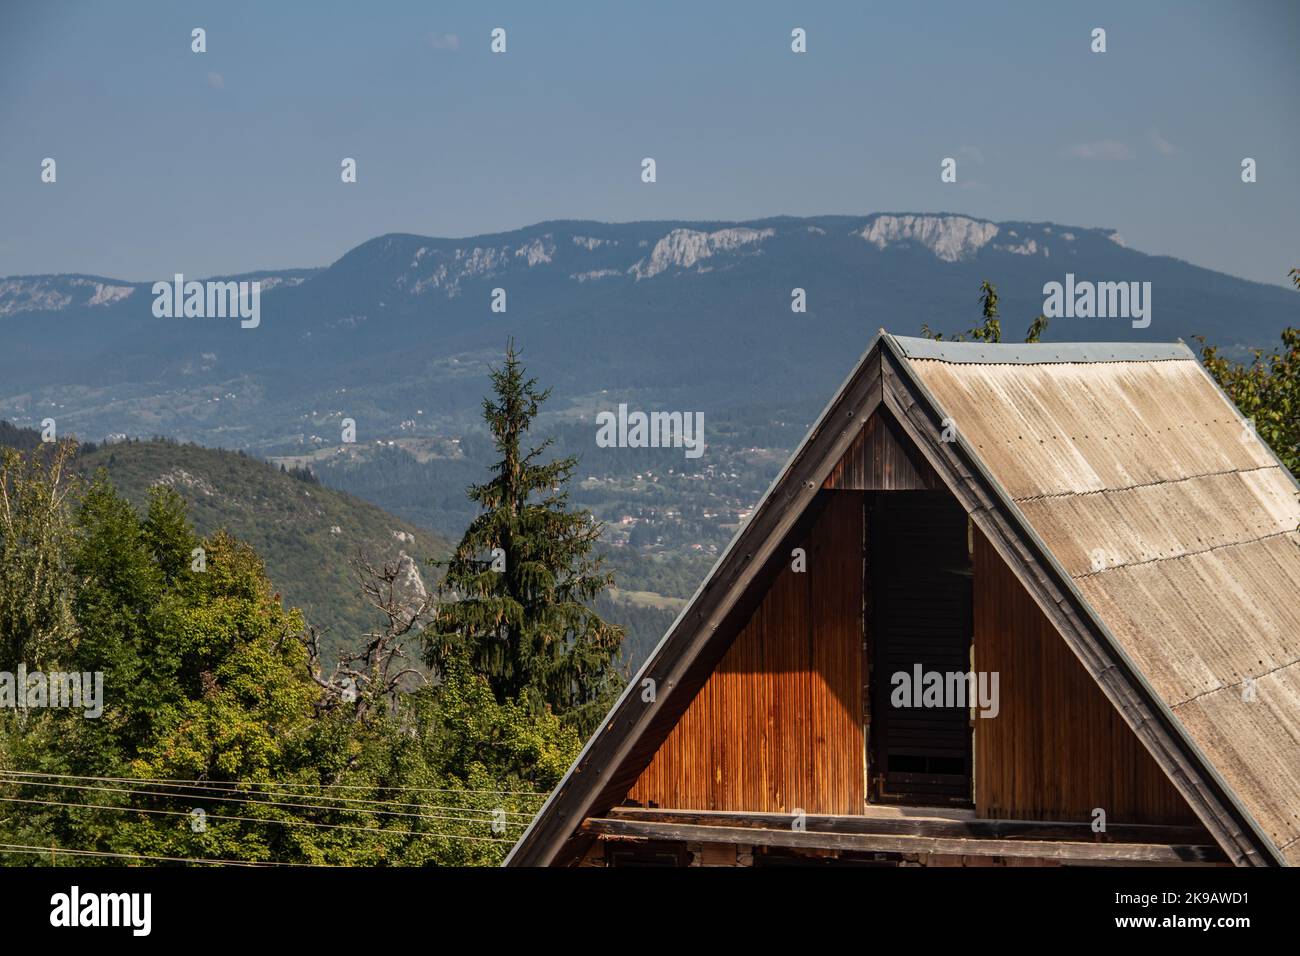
891,334 -> 1194,365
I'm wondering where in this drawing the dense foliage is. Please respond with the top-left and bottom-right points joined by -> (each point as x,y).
1197,270 -> 1300,478
72,438 -> 450,665
423,343 -> 625,736
0,447 -> 581,867
1200,327 -> 1299,478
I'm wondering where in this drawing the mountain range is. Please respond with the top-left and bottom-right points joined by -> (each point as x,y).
4,212 -> 1297,665
4,213 -> 1296,453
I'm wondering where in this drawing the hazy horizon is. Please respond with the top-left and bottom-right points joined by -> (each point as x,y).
3,0 -> 1298,287
4,209 -> 1295,293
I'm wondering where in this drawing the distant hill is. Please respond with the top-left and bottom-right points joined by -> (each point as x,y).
0,425 -> 451,663
2,214 -> 1296,453
4,213 -> 1296,668
3,423 -> 676,669
75,440 -> 451,661
0,419 -> 46,452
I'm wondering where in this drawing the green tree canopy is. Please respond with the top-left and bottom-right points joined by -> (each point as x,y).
1,451 -> 578,866
0,442 -> 79,669
1197,270 -> 1300,478
921,280 -> 1047,344
423,341 -> 624,735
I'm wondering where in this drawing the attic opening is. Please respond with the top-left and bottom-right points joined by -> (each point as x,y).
866,490 -> 973,808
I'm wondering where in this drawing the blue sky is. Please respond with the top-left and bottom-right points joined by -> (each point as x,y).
1,0 -> 1297,285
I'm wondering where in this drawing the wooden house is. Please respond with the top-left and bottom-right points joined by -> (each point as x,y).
507,333 -> 1300,867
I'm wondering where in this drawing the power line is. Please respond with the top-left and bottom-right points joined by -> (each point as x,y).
137,781 -> 539,817
0,795 -> 521,842
0,769 -> 547,798
0,778 -> 534,824
0,841 -> 316,867
0,774 -> 538,817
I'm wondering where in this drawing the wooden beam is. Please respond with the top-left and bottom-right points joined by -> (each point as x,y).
608,806 -> 1218,847
583,817 -> 1227,864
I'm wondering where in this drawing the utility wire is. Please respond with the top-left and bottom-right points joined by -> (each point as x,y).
0,841 -> 319,867
0,769 -> 547,797
0,778 -> 533,824
0,795 -> 520,842
0,774 -> 537,817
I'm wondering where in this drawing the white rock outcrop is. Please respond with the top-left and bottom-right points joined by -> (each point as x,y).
859,214 -> 999,262
630,227 -> 775,280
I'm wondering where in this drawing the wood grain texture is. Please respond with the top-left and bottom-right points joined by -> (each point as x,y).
628,491 -> 864,814
583,817 -> 1225,864
972,525 -> 1198,826
823,411 -> 942,491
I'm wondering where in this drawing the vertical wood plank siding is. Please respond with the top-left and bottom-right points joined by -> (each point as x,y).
972,527 -> 1198,826
823,411 -> 942,491
628,491 -> 865,814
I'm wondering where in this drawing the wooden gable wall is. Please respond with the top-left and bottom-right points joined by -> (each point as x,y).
627,490 -> 865,815
622,408 -> 1198,829
823,409 -> 941,491
972,526 -> 1199,826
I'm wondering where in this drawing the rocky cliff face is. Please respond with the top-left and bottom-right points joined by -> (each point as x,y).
2,213 -> 1294,451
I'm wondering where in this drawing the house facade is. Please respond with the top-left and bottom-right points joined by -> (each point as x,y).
507,334 -> 1300,867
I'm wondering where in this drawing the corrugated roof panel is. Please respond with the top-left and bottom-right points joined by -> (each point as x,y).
911,359 -> 1276,499
1076,535 -> 1300,704
1174,664 -> 1300,862
1019,468 -> 1299,578
910,349 -> 1300,865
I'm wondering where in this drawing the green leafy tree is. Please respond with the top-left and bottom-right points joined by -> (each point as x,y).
922,281 -> 1046,344
423,342 -> 624,734
0,451 -> 576,867
0,441 -> 79,669
1197,270 -> 1300,478
1199,331 -> 1299,477
970,280 -> 1001,342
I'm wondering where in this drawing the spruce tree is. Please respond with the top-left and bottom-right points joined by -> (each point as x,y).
423,341 -> 624,733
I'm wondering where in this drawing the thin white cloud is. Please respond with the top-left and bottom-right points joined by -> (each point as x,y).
1147,128 -> 1177,156
1064,140 -> 1135,161
957,145 -> 985,165
427,32 -> 461,52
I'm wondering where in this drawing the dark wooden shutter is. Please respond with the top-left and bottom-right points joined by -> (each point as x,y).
869,491 -> 973,806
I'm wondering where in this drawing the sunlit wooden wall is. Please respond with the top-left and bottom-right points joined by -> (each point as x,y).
627,491 -> 865,815
973,527 -> 1198,825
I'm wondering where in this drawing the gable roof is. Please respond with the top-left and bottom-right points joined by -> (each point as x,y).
506,333 -> 1298,867
899,335 -> 1300,864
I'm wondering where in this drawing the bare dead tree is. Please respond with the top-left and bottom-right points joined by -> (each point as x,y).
300,551 -> 437,723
